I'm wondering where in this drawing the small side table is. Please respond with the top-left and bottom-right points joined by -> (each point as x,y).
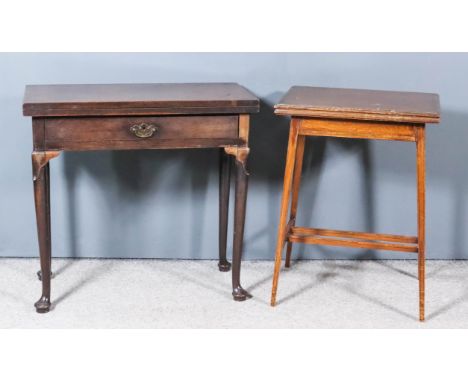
23,83 -> 259,313
270,86 -> 440,321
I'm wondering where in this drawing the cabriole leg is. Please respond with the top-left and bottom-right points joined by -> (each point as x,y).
32,151 -> 60,313
218,148 -> 231,272
226,147 -> 251,301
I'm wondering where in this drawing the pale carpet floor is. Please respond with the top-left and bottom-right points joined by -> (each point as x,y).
0,259 -> 467,328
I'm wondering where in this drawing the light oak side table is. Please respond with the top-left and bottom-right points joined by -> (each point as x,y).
270,86 -> 440,321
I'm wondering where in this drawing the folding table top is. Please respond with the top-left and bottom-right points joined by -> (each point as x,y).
23,83 -> 260,117
275,86 -> 440,124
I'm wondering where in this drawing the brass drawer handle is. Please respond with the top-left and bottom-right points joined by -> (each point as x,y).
129,123 -> 158,138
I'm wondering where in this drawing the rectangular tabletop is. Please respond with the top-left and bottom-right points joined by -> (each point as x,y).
23,83 -> 260,117
275,86 -> 440,124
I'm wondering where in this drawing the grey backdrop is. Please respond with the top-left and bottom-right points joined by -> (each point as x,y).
1,53 -> 467,260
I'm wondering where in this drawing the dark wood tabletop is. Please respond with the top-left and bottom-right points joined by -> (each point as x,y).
275,86 -> 440,123
23,83 -> 260,117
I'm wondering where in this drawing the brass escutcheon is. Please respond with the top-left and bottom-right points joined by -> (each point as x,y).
129,123 -> 158,138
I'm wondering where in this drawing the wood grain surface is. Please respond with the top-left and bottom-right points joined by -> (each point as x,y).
23,83 -> 260,116
275,86 -> 440,123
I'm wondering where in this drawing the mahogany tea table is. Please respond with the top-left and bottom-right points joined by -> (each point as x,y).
270,86 -> 440,321
23,83 -> 259,313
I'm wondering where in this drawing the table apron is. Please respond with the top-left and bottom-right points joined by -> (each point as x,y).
298,118 -> 421,142
35,115 -> 242,150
